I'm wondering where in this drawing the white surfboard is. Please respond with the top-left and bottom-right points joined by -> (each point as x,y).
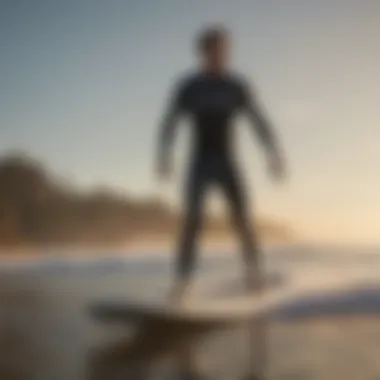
89,279 -> 380,379
90,278 -> 369,326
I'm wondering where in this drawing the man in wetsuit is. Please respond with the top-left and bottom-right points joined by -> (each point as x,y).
156,26 -> 286,302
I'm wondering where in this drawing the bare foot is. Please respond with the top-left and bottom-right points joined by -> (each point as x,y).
167,280 -> 189,305
246,269 -> 265,294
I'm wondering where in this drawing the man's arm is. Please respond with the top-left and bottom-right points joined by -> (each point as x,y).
239,80 -> 286,180
156,80 -> 187,179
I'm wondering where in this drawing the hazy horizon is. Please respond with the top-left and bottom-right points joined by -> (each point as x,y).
1,1 -> 379,244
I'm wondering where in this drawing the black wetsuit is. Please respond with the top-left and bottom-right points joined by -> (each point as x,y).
159,71 -> 279,282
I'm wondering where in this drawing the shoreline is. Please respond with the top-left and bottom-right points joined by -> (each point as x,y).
0,238 -> 295,259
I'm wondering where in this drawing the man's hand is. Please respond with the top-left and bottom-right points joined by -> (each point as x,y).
267,152 -> 287,183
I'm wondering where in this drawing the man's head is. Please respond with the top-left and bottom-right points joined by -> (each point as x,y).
196,26 -> 230,73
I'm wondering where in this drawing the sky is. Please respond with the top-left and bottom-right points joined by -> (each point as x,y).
0,0 -> 379,244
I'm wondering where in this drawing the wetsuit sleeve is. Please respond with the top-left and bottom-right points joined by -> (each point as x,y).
157,79 -> 189,162
238,79 -> 279,155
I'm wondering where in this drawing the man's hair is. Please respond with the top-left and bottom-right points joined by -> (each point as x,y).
196,26 -> 228,53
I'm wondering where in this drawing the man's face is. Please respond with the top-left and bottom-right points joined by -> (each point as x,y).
204,36 -> 229,71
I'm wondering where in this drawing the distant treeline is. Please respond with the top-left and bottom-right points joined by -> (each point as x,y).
0,154 -> 295,248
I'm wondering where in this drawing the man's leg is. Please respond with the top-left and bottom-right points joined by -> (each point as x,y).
219,160 -> 268,379
170,161 -> 208,303
170,161 -> 209,379
219,161 -> 262,290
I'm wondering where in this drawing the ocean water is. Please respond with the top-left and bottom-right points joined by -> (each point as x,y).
1,245 -> 380,380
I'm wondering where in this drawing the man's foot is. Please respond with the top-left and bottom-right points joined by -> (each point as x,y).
246,267 -> 264,293
168,279 -> 190,305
